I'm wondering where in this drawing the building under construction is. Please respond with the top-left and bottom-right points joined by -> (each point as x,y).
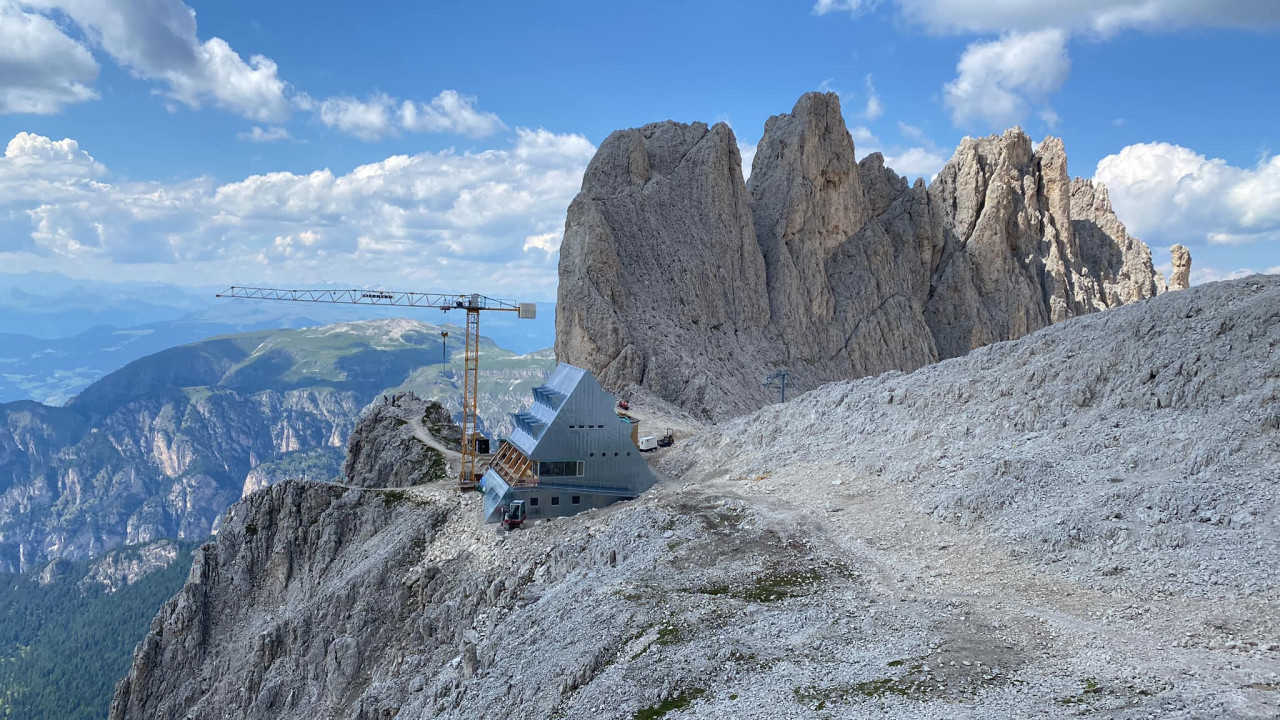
480,363 -> 656,523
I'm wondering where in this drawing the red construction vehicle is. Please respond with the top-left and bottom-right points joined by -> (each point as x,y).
502,500 -> 526,530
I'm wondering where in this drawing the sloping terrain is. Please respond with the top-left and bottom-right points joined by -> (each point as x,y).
0,318 -> 553,572
111,277 -> 1278,719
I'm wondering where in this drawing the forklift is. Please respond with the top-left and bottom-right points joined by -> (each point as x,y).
502,500 -> 526,530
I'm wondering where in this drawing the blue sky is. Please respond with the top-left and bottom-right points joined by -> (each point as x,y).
1,0 -> 1277,300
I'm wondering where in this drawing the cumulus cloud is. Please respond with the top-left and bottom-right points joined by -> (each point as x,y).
943,29 -> 1070,130
0,0 -> 98,113
1094,142 -> 1280,246
0,128 -> 596,296
895,0 -> 1280,37
522,231 -> 560,254
399,90 -> 505,138
6,0 -> 501,143
317,90 -> 506,141
237,126 -> 292,143
28,0 -> 290,121
317,94 -> 396,140
883,146 -> 948,181
810,2 -> 1280,131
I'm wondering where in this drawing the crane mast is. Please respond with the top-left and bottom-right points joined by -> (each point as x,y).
215,286 -> 536,490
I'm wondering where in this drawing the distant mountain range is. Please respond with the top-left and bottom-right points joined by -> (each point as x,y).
0,271 -> 556,405
0,318 -> 555,573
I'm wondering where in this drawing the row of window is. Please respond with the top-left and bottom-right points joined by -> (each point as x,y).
588,452 -> 630,457
529,495 -> 582,507
568,424 -> 606,429
538,460 -> 584,477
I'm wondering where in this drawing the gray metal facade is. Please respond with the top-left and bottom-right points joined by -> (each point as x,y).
480,363 -> 656,523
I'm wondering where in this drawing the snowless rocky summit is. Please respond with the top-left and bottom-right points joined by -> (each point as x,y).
341,392 -> 460,488
556,92 -> 1181,419
1171,243 -> 1193,290
110,277 -> 1277,720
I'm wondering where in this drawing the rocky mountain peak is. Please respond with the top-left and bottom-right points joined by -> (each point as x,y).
555,117 -> 771,417
556,94 -> 1175,420
1170,243 -> 1192,290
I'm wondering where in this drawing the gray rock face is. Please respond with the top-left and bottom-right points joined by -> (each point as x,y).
80,539 -> 181,593
341,393 -> 457,488
0,386 -> 359,573
108,482 -> 430,720
1170,244 -> 1193,290
555,120 -> 773,417
556,93 -> 1169,419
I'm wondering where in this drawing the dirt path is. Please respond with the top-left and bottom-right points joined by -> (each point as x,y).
684,462 -> 1280,717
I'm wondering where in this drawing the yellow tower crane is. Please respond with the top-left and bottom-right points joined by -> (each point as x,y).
215,286 -> 537,490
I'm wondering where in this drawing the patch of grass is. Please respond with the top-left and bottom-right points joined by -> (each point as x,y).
380,489 -> 419,508
700,568 -> 823,603
1058,677 -> 1104,706
794,677 -> 917,709
633,688 -> 705,720
243,523 -> 258,536
852,677 -> 915,698
655,623 -> 685,646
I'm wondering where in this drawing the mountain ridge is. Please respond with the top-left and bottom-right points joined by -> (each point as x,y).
555,93 -> 1178,419
0,318 -> 554,572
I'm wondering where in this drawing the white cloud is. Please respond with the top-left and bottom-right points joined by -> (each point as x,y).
1038,107 -> 1060,129
738,139 -> 757,181
318,90 -> 506,141
848,125 -> 881,156
884,146 -> 948,180
0,129 -> 596,297
0,0 -> 98,114
317,94 -> 396,140
1094,142 -> 1280,247
861,74 -> 883,121
817,2 -> 1280,132
30,0 -> 290,121
399,90 -> 505,138
1,131 -> 104,200
237,126 -> 292,143
812,0 -> 877,16
522,231 -> 560,254
895,0 -> 1280,37
943,29 -> 1070,130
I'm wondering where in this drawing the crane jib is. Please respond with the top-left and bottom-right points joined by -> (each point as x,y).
215,285 -> 536,490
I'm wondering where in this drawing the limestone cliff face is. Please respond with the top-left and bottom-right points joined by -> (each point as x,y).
749,94 -> 939,393
556,92 -> 1169,418
1170,244 -> 1192,290
924,132 -> 1164,359
341,393 -> 456,489
0,387 -> 360,573
555,121 -> 773,417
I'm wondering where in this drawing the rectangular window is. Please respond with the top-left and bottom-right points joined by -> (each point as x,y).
529,497 -> 539,507
538,461 -> 583,478
551,496 -> 560,506
572,495 -> 581,505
